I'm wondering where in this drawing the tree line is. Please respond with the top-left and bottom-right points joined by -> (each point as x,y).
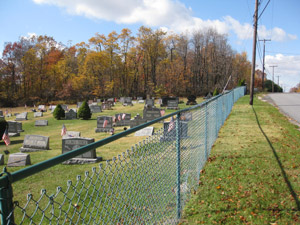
0,26 -> 251,106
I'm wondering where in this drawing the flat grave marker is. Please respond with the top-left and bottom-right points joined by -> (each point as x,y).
34,112 -> 43,117
35,120 -> 48,126
135,127 -> 154,136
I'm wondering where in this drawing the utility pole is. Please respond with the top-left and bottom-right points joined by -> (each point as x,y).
276,75 -> 280,86
259,39 -> 271,90
250,0 -> 259,105
269,65 -> 278,92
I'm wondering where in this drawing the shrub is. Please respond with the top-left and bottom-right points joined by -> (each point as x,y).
53,104 -> 65,120
238,79 -> 246,86
0,118 -> 8,141
213,88 -> 219,96
78,101 -> 92,120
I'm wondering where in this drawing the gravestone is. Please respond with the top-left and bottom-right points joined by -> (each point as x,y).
62,137 -> 101,164
77,102 -> 83,108
35,120 -> 48,126
7,121 -> 20,137
181,112 -> 193,121
145,99 -> 154,108
62,131 -> 81,139
167,100 -> 179,110
14,113 -> 19,116
61,104 -> 68,111
123,97 -> 133,106
7,113 -> 12,117
0,154 -> 3,165
34,112 -> 43,117
38,105 -> 46,112
137,97 -> 143,100
107,98 -> 114,102
119,97 -> 125,104
7,153 -> 31,167
20,135 -> 50,152
115,113 -> 131,126
88,100 -> 93,105
102,102 -> 112,110
161,97 -> 179,107
89,105 -> 102,113
65,109 -> 77,120
15,112 -> 28,121
186,95 -> 197,105
135,127 -> 154,136
130,114 -> 147,128
95,116 -> 113,132
49,105 -> 56,111
204,92 -> 212,99
138,100 -> 145,104
143,107 -> 162,122
160,121 -> 188,142
0,110 -> 3,116
97,99 -> 101,103
51,106 -> 57,113
17,122 -> 24,132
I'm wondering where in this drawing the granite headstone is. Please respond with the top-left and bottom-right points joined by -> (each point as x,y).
15,112 -> 28,121
7,153 -> 31,167
20,135 -> 50,152
95,116 -> 113,132
65,109 -> 77,120
62,137 -> 101,164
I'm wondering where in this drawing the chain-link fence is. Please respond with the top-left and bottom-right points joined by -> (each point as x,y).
0,87 -> 245,224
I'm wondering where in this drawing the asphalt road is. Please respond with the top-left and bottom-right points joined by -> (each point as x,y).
266,93 -> 300,125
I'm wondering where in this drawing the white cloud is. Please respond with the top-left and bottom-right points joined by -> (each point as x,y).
265,54 -> 300,91
23,32 -> 37,40
33,0 -> 297,43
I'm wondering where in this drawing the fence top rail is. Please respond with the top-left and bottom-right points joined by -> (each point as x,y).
0,89 -> 239,186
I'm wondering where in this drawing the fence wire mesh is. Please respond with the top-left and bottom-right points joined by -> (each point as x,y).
3,87 -> 245,224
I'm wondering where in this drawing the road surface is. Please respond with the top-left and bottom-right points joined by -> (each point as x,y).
265,93 -> 300,125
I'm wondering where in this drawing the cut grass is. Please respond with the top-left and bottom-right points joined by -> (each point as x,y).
0,98 -> 199,216
181,95 -> 300,224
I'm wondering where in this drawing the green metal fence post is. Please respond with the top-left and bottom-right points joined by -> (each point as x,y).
0,168 -> 14,225
176,113 -> 181,220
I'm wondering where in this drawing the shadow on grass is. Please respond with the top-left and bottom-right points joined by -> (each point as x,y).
252,106 -> 300,211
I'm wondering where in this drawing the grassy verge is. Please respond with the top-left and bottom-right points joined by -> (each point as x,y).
181,95 -> 300,224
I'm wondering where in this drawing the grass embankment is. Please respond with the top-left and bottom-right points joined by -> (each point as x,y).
181,95 -> 300,224
0,98 -> 195,210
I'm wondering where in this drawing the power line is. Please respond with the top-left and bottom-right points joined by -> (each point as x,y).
258,0 -> 271,20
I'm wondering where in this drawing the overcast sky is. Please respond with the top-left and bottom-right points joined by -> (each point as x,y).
1,0 -> 299,92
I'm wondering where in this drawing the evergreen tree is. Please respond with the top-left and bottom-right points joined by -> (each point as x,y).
78,101 -> 92,120
53,104 -> 65,120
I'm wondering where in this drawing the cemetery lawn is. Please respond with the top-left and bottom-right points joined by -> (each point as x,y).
181,95 -> 300,224
0,98 -> 198,209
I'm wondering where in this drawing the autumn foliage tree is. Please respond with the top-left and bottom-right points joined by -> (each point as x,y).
0,27 -> 252,107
